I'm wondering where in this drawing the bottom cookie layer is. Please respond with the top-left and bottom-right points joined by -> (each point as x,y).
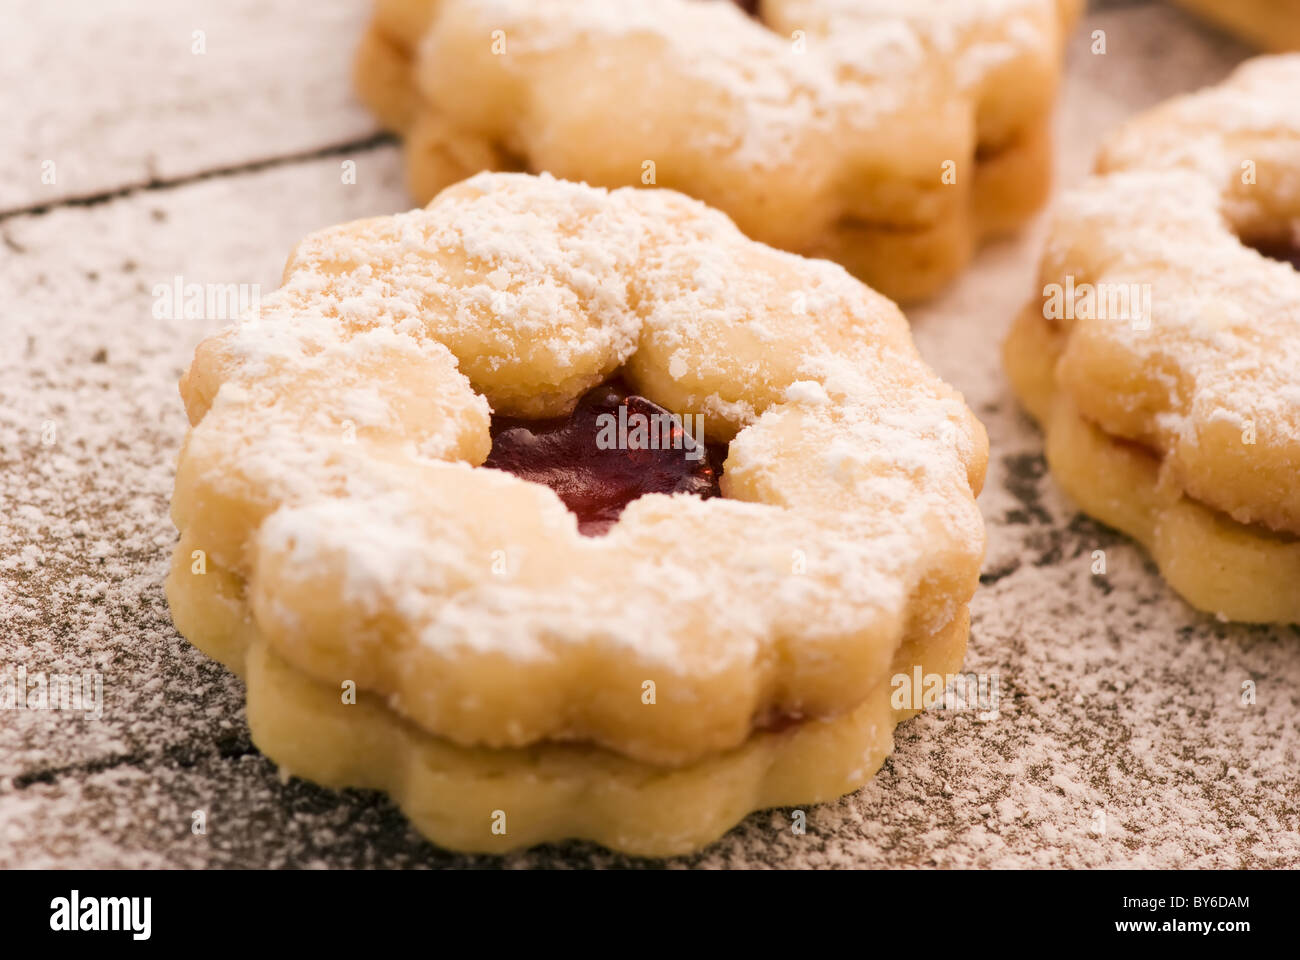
1004,307 -> 1300,624
816,120 -> 1052,304
165,545 -> 969,856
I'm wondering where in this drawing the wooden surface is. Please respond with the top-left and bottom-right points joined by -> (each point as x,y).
0,0 -> 383,212
2,0 -> 1297,868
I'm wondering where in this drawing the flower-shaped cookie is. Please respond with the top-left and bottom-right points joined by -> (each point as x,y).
1172,0 -> 1300,51
168,172 -> 987,855
1005,55 -> 1300,624
354,0 -> 1081,302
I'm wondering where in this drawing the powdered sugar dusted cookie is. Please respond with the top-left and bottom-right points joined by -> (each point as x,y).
1172,0 -> 1300,52
167,172 -> 988,855
1005,55 -> 1300,624
354,0 -> 1081,303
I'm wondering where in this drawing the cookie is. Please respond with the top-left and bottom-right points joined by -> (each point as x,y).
353,0 -> 1081,302
167,172 -> 988,854
1172,0 -> 1300,51
1004,55 -> 1300,625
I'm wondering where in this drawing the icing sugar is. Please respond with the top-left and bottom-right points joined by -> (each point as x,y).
411,0 -> 1072,166
1043,56 -> 1300,467
191,172 -> 985,669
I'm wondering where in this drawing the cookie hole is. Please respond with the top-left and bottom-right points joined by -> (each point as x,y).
1243,235 -> 1300,272
483,378 -> 727,536
692,0 -> 761,20
975,134 -> 1019,165
729,0 -> 761,17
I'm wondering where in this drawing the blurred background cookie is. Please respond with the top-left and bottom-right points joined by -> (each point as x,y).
356,0 -> 1081,302
1171,0 -> 1300,51
1005,55 -> 1300,624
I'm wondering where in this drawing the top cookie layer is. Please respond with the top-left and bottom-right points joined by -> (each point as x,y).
173,172 -> 987,765
1036,55 -> 1300,535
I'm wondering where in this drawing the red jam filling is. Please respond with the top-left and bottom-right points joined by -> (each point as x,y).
483,380 -> 724,536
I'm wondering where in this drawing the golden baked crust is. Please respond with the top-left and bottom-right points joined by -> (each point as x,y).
167,172 -> 987,852
1004,55 -> 1300,624
1172,0 -> 1300,51
167,536 -> 969,856
170,173 -> 986,769
353,0 -> 1081,302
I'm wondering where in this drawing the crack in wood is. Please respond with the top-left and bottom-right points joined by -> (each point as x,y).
0,132 -> 397,223
10,738 -> 260,790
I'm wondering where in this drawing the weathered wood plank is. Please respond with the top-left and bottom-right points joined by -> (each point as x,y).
0,143 -> 407,794
0,0 -> 379,212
